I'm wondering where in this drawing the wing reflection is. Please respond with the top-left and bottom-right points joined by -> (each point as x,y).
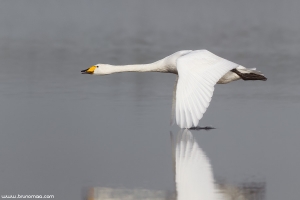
173,129 -> 225,200
86,130 -> 266,200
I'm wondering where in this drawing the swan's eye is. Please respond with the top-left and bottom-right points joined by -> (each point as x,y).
97,66 -> 99,68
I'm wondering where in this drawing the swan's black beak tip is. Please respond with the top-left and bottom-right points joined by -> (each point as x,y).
81,68 -> 89,74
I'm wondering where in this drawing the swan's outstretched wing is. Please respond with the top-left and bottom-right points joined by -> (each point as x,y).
176,50 -> 238,128
176,129 -> 224,200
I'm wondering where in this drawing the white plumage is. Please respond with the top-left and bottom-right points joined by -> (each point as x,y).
82,50 -> 266,128
175,50 -> 238,128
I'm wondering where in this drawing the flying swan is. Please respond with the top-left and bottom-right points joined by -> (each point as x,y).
81,50 -> 267,128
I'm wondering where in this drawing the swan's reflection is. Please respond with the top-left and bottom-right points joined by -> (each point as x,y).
173,129 -> 225,200
86,130 -> 265,200
173,130 -> 266,200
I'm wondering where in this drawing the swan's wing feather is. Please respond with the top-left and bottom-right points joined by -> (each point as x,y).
171,77 -> 178,125
176,129 -> 224,200
176,50 -> 238,128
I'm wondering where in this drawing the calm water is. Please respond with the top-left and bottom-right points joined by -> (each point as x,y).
0,1 -> 300,200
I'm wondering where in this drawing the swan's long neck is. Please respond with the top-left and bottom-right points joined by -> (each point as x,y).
99,50 -> 193,75
107,60 -> 167,74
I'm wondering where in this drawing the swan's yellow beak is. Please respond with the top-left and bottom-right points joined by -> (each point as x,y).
81,65 -> 97,74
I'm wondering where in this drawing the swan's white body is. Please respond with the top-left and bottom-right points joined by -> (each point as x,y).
82,50 -> 266,128
175,129 -> 225,200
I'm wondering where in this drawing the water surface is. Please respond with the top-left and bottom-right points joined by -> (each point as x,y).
0,1 -> 300,200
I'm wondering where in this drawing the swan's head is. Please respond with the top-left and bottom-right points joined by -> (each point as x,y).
81,64 -> 112,75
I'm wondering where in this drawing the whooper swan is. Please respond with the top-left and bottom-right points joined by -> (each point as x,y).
81,50 -> 267,128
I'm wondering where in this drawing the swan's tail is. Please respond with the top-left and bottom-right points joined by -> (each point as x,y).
231,66 -> 267,81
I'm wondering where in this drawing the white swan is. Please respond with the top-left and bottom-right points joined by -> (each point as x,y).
174,129 -> 225,200
82,50 -> 266,128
